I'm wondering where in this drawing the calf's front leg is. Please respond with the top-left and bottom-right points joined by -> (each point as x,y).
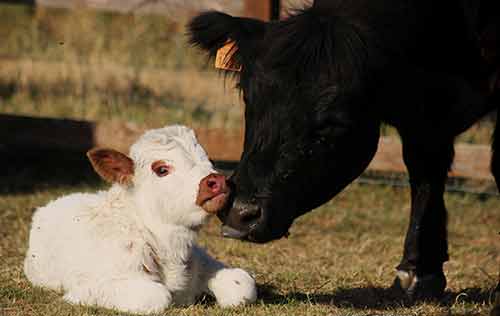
193,246 -> 257,306
63,277 -> 172,314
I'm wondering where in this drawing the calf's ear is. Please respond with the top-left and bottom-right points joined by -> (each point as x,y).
87,148 -> 134,185
188,11 -> 267,71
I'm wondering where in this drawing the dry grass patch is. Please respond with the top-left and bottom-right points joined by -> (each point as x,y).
1,156 -> 498,316
0,4 -> 244,131
0,58 -> 243,129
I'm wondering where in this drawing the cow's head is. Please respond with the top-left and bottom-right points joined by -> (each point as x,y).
189,8 -> 381,242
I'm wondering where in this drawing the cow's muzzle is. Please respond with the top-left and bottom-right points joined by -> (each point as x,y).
219,198 -> 291,243
219,199 -> 263,240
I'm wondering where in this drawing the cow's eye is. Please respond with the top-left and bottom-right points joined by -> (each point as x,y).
151,161 -> 171,177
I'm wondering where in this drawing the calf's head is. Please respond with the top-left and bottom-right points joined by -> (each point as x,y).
87,125 -> 230,229
189,9 -> 380,242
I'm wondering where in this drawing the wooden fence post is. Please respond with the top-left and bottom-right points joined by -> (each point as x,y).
244,0 -> 281,21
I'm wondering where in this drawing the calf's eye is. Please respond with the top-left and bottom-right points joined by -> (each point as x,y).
151,161 -> 171,177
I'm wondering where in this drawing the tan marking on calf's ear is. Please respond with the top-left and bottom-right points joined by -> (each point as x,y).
215,40 -> 241,72
86,148 -> 134,185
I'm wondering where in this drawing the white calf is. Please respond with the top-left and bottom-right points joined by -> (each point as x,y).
24,125 -> 256,314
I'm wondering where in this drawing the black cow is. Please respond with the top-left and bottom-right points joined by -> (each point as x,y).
188,0 -> 500,309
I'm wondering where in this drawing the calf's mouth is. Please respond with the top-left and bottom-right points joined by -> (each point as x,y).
198,191 -> 230,214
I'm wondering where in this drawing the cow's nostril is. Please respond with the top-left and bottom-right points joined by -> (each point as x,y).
239,206 -> 262,226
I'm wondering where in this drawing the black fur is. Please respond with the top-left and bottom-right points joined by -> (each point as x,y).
189,0 -> 500,304
188,11 -> 267,73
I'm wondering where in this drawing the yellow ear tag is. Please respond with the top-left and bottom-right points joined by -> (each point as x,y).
215,41 -> 241,72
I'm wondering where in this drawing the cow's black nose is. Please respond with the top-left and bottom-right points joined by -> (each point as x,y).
219,199 -> 264,240
231,200 -> 263,230
238,203 -> 262,228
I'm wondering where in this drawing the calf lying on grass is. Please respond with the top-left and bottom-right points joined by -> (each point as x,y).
24,125 -> 257,314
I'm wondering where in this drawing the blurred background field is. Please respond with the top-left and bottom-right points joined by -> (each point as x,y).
0,3 -> 244,130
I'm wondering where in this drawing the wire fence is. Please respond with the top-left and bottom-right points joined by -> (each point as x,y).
213,160 -> 499,197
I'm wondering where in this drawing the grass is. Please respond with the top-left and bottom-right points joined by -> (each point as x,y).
0,4 -> 243,130
0,153 -> 499,316
0,58 -> 243,129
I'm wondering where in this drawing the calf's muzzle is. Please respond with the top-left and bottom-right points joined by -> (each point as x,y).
196,173 -> 230,213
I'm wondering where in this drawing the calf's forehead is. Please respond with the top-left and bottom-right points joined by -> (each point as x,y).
129,125 -> 210,168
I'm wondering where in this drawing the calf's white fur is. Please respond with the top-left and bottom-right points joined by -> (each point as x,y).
24,125 -> 257,314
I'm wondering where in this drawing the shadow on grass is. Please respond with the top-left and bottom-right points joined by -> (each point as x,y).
258,284 -> 492,309
0,147 -> 101,194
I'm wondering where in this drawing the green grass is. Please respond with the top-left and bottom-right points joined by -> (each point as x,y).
1,154 -> 498,316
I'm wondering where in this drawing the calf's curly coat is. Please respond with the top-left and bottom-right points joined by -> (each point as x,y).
24,125 -> 257,314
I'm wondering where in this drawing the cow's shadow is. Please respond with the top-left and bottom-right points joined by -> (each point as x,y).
257,284 -> 493,310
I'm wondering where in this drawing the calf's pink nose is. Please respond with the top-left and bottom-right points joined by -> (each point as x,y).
196,173 -> 230,213
206,175 -> 223,193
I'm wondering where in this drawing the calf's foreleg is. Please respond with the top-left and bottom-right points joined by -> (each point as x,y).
63,277 -> 171,314
193,246 -> 257,306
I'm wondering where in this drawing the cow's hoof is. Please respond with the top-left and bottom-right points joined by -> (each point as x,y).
392,270 -> 446,301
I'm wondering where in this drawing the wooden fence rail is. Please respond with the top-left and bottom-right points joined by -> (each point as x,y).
0,114 -> 494,181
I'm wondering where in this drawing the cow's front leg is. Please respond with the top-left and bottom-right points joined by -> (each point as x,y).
393,137 -> 454,300
490,109 -> 500,316
491,280 -> 500,316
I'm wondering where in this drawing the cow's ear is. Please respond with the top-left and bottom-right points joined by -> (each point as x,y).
188,11 -> 267,71
87,148 -> 134,185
